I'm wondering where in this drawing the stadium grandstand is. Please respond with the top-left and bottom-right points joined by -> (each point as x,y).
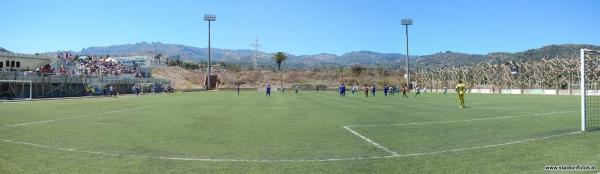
0,51 -> 170,100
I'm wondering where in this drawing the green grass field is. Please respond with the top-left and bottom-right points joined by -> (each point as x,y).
1,91 -> 599,173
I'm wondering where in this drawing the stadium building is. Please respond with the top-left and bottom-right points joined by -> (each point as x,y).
0,52 -> 52,72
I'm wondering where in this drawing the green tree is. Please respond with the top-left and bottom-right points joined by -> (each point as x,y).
272,52 -> 287,71
154,53 -> 162,64
272,52 -> 287,92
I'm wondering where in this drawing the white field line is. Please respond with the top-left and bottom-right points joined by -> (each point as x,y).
0,131 -> 581,162
391,131 -> 582,157
2,106 -> 151,127
347,111 -> 577,127
0,96 -> 109,104
342,126 -> 399,156
0,94 -> 157,104
0,109 -> 582,162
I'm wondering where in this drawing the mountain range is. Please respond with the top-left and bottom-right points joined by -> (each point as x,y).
80,42 -> 600,68
11,42 -> 600,68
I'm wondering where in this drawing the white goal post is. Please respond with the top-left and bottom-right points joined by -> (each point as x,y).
0,80 -> 33,101
580,49 -> 600,131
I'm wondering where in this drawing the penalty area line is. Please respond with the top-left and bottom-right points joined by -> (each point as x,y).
2,106 -> 152,127
0,138 -> 395,162
342,126 -> 399,156
393,131 -> 582,157
346,110 -> 577,127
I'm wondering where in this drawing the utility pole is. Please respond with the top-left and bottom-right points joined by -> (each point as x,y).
250,37 -> 262,70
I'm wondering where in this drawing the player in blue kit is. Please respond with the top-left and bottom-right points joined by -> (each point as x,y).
371,85 -> 376,97
266,84 -> 271,98
383,84 -> 389,97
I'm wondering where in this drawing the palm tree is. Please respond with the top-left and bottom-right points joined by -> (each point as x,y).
154,53 -> 162,64
272,52 -> 287,93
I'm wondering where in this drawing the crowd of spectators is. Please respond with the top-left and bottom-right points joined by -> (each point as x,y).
56,51 -> 134,76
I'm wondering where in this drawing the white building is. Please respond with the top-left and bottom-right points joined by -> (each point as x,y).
0,52 -> 53,71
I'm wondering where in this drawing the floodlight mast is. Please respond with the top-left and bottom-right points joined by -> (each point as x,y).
204,14 -> 216,90
402,19 -> 412,89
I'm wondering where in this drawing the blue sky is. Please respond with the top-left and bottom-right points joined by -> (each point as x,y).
0,0 -> 598,55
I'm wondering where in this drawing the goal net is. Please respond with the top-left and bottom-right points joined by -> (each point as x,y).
0,80 -> 32,101
580,49 -> 600,131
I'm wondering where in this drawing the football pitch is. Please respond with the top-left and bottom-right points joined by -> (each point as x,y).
1,91 -> 599,173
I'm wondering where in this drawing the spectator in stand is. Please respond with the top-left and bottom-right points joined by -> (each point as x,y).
59,65 -> 66,74
55,52 -> 134,76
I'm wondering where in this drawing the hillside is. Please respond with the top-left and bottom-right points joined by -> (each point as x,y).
75,42 -> 599,68
415,44 -> 600,67
152,67 -> 203,90
81,42 -> 257,63
12,42 -> 593,70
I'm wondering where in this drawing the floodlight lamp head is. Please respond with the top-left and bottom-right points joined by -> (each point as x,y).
204,14 -> 216,21
401,19 -> 413,25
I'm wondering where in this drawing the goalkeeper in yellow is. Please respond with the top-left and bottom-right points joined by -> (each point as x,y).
455,80 -> 466,108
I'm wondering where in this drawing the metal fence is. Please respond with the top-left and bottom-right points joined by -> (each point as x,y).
0,72 -> 170,99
